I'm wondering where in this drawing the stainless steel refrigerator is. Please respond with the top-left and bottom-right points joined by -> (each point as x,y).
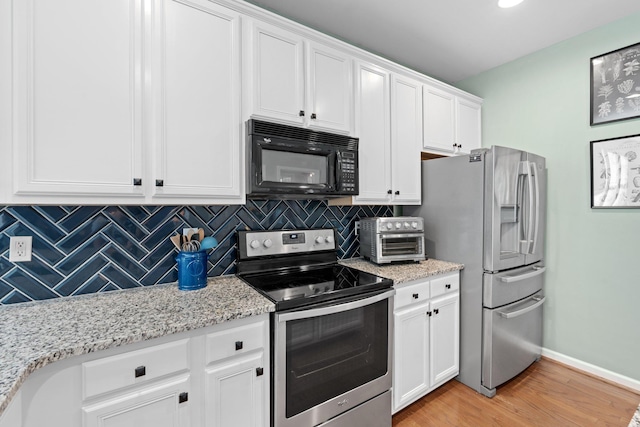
405,146 -> 547,397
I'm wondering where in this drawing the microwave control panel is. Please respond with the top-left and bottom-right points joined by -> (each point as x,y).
339,152 -> 357,193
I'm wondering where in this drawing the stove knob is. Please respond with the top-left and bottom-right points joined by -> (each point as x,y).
411,221 -> 418,229
386,223 -> 393,230
325,235 -> 334,244
263,239 -> 273,248
315,236 -> 324,244
250,239 -> 260,249
395,222 -> 401,229
404,222 -> 410,229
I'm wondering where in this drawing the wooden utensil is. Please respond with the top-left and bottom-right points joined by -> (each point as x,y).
170,234 -> 182,250
197,228 -> 204,242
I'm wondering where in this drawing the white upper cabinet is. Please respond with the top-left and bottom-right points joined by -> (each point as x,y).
390,74 -> 422,205
11,0 -> 144,198
353,62 -> 391,204
246,20 -> 305,126
455,97 -> 482,154
151,0 -> 242,200
6,0 -> 244,205
352,63 -> 421,205
423,85 -> 482,155
245,19 -> 353,134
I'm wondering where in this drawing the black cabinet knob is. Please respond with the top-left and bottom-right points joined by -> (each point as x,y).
387,189 -> 392,194
434,308 -> 440,315
299,110 -> 305,117
235,341 -> 243,351
155,179 -> 164,187
178,392 -> 188,404
395,190 -> 400,195
133,178 -> 142,186
445,284 -> 451,289
427,311 -> 432,317
311,113 -> 317,119
134,366 -> 146,378
256,367 -> 264,376
412,293 -> 419,299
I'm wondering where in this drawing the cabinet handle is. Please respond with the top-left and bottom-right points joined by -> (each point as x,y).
311,113 -> 317,119
299,110 -> 305,117
434,308 -> 440,315
256,367 -> 264,376
134,366 -> 146,378
427,311 -> 432,317
412,293 -> 419,299
235,341 -> 243,351
155,179 -> 164,187
387,189 -> 392,195
178,392 -> 188,404
459,145 -> 462,149
445,284 -> 451,289
395,190 -> 400,195
133,178 -> 142,186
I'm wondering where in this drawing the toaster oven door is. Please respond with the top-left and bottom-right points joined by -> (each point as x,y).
378,233 -> 424,260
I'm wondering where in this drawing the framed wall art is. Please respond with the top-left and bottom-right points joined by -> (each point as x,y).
590,134 -> 640,208
590,42 -> 640,125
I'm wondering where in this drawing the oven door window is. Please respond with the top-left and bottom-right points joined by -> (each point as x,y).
285,299 -> 388,418
381,235 -> 421,256
262,149 -> 328,185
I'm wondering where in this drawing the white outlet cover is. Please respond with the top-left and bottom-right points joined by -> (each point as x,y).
182,227 -> 199,236
9,236 -> 33,262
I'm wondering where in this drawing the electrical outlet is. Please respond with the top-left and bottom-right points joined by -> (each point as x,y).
9,236 -> 33,262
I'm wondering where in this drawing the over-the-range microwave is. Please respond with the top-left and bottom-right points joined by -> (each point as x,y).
246,120 -> 359,199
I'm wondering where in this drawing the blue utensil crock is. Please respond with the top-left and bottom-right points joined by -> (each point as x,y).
176,250 -> 208,291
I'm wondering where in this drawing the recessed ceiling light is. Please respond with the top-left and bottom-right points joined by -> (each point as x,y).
498,0 -> 524,8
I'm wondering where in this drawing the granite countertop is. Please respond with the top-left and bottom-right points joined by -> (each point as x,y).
0,276 -> 275,417
339,258 -> 464,285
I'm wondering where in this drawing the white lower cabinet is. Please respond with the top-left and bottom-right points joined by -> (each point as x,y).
82,375 -> 191,427
205,353 -> 265,427
392,272 -> 459,413
6,314 -> 269,427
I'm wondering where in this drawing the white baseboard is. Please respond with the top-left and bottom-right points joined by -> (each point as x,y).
542,348 -> 640,392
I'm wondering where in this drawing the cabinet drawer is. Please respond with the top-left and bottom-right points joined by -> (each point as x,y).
395,280 -> 430,310
83,339 -> 190,399
430,273 -> 459,298
205,320 -> 266,364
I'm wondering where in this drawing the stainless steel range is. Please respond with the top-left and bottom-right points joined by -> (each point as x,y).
236,228 -> 394,427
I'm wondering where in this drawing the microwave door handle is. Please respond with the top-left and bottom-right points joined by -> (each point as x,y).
530,162 -> 540,254
334,152 -> 342,191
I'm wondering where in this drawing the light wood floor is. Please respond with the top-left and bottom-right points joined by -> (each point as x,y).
392,358 -> 640,427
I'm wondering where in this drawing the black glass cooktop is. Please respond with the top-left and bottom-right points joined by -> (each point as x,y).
239,264 -> 393,310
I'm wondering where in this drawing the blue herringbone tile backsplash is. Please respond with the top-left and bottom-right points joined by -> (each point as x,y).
0,201 -> 393,304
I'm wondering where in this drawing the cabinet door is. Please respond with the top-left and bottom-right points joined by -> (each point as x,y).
390,75 -> 422,205
82,375 -> 191,427
306,41 -> 352,134
12,0 -> 144,197
205,352 -> 266,427
248,20 -> 305,125
393,303 -> 429,413
423,85 -> 455,153
353,62 -> 391,204
456,98 -> 482,154
430,292 -> 460,386
151,0 -> 242,201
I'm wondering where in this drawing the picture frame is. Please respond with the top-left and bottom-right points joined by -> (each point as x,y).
590,134 -> 640,208
590,42 -> 640,125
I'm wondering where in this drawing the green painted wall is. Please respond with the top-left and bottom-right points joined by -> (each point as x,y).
457,12 -> 640,381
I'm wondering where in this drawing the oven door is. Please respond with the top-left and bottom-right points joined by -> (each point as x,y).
273,290 -> 394,427
249,136 -> 337,196
376,232 -> 425,262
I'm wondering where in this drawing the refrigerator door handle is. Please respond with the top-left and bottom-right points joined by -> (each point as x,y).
499,266 -> 546,283
498,296 -> 546,319
530,162 -> 541,255
524,161 -> 535,254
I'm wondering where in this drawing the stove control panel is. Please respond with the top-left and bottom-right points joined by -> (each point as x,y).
241,228 -> 337,258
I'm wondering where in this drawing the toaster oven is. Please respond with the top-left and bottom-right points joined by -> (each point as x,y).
359,217 -> 425,264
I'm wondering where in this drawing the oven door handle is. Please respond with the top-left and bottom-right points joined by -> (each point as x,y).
379,233 -> 423,239
277,289 -> 396,322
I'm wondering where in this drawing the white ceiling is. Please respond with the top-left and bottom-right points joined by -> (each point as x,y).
243,0 -> 640,83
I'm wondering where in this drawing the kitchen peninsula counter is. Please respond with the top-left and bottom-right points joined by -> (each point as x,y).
0,276 -> 275,417
339,258 -> 464,284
